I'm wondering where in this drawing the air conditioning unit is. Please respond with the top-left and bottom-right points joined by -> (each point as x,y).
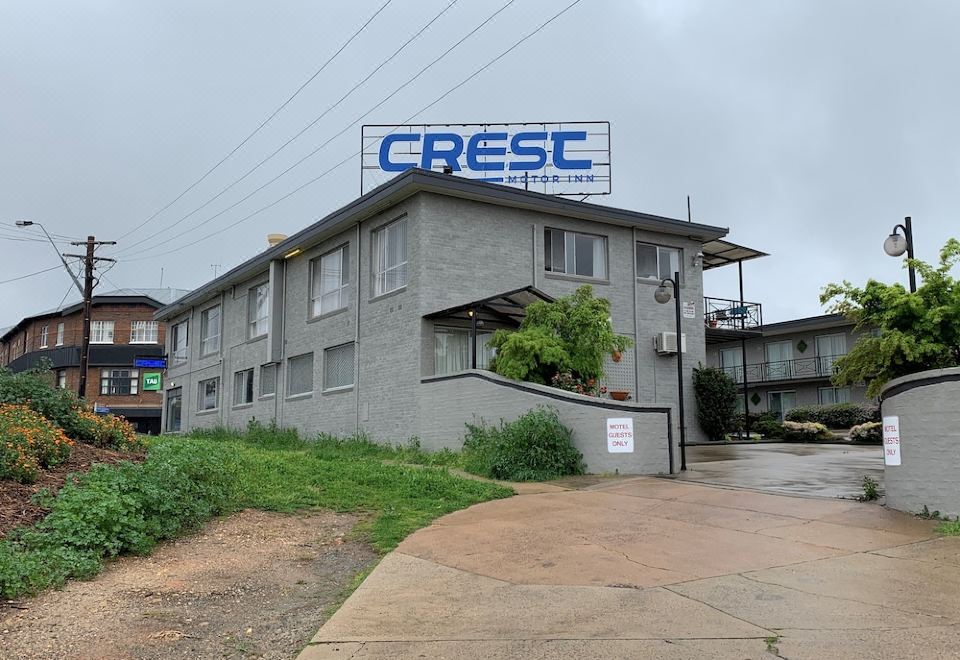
654,332 -> 687,355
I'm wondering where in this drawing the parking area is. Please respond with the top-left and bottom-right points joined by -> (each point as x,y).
678,442 -> 885,499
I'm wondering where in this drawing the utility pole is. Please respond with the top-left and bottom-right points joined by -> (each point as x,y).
63,236 -> 116,398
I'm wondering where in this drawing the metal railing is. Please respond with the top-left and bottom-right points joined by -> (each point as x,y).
720,355 -> 844,383
703,297 -> 762,331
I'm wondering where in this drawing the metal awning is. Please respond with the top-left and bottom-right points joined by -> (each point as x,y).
424,286 -> 553,326
701,239 -> 768,270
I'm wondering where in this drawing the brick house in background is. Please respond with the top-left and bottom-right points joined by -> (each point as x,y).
0,288 -> 189,434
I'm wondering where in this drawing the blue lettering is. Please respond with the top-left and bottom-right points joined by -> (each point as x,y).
466,132 -> 507,171
551,131 -> 592,169
378,134 -> 421,172
421,133 -> 463,171
508,132 -> 548,171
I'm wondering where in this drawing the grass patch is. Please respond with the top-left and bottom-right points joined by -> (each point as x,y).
936,520 -> 960,536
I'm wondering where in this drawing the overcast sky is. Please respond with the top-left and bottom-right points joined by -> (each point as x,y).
2,0 -> 958,327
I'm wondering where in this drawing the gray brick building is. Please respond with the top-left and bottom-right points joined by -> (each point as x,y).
157,169 -> 752,473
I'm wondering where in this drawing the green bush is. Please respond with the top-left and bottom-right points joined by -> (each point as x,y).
849,421 -> 882,444
784,403 -> 879,428
732,411 -> 779,432
0,403 -> 74,482
782,420 -> 832,442
0,438 -> 238,598
693,367 -> 739,441
462,406 -> 584,481
754,419 -> 785,439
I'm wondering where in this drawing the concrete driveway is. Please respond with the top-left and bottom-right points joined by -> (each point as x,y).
299,477 -> 959,659
679,442 -> 885,499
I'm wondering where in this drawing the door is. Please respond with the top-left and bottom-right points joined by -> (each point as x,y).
719,347 -> 743,382
768,391 -> 797,421
165,387 -> 182,432
816,334 -> 847,376
765,340 -> 794,380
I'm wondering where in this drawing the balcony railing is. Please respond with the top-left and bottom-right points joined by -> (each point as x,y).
720,355 -> 845,384
704,296 -> 762,331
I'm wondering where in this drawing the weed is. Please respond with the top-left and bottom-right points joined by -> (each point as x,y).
859,476 -> 881,502
936,520 -> 960,536
765,634 -> 781,655
919,505 -> 943,520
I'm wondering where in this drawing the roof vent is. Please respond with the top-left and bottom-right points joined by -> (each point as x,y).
267,233 -> 287,247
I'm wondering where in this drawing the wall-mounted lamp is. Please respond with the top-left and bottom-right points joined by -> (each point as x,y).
283,248 -> 302,259
692,251 -> 704,268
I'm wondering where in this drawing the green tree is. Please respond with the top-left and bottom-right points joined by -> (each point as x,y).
820,238 -> 960,397
693,366 -> 739,441
489,285 -> 633,385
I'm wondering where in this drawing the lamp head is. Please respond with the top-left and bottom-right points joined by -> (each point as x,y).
884,231 -> 908,257
654,284 -> 672,304
15,220 -> 33,227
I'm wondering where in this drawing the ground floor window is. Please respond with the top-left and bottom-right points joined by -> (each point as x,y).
324,343 -> 355,391
166,387 -> 182,432
434,327 -> 495,375
768,390 -> 796,421
56,369 -> 67,389
100,368 -> 139,395
818,386 -> 851,405
260,363 -> 277,397
233,369 -> 254,406
287,353 -> 314,397
198,377 -> 219,411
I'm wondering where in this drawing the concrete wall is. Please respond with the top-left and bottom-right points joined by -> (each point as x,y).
880,367 -> 960,518
419,370 -> 674,475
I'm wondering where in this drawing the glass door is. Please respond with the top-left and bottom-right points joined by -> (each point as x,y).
765,340 -> 794,380
165,387 -> 182,432
719,347 -> 743,382
768,391 -> 797,421
816,334 -> 847,376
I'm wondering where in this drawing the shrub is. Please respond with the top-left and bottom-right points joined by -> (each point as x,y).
754,419 -> 785,439
782,420 -> 832,442
461,406 -> 584,481
693,367 -> 739,441
784,403 -> 878,428
68,409 -> 141,451
0,404 -> 73,483
849,421 -> 882,444
550,371 -> 607,397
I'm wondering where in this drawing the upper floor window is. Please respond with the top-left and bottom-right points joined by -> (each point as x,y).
91,321 -> 115,344
248,283 -> 270,339
101,368 -> 138,395
311,245 -> 349,317
200,305 -> 221,357
171,320 -> 188,364
55,322 -> 65,346
373,218 -> 407,296
545,228 -> 607,279
39,325 -> 49,348
636,243 -> 681,282
130,320 -> 159,344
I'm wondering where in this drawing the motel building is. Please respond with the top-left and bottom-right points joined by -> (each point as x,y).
157,168 -> 765,474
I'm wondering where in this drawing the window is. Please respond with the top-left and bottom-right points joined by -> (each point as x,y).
198,377 -> 219,411
56,322 -> 64,346
544,228 -> 607,279
765,341 -> 794,380
100,368 -> 139,395
818,386 -> 851,405
39,325 -> 49,348
434,327 -> 495,375
323,343 -> 355,390
373,218 -> 407,296
172,320 -> 189,364
311,245 -> 349,317
130,320 -> 159,343
816,333 -> 847,376
248,283 -> 270,339
56,369 -> 66,389
768,391 -> 797,422
91,321 -> 115,344
200,306 -> 221,356
718,347 -> 743,382
233,369 -> 254,406
260,363 -> 277,397
165,387 -> 182,432
287,353 -> 314,397
636,243 -> 681,282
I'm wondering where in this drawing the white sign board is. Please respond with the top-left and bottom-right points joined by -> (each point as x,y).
682,301 -> 696,319
607,417 -> 634,453
882,415 -> 901,466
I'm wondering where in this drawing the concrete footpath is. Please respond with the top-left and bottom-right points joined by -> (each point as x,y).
299,477 -> 960,659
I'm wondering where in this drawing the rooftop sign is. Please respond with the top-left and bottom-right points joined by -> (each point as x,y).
361,122 -> 610,196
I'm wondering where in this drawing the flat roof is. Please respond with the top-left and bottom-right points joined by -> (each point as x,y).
158,168 -> 731,320
701,238 -> 769,270
760,313 -> 853,334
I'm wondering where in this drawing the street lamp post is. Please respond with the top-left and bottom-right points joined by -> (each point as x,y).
655,271 -> 686,472
15,220 -> 84,296
883,216 -> 917,293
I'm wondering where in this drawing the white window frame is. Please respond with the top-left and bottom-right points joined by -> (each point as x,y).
172,320 -> 189,364
323,343 -> 356,391
100,368 -> 139,396
373,218 -> 408,297
39,325 -> 49,348
91,320 -> 115,344
130,320 -> 159,344
259,363 -> 277,398
635,242 -> 682,282
198,377 -> 220,411
200,305 -> 221,357
310,245 -> 350,317
248,283 -> 270,339
287,353 -> 314,398
233,368 -> 254,406
56,369 -> 67,389
55,322 -> 64,346
544,228 -> 608,279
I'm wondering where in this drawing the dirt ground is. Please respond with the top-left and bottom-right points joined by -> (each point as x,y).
0,509 -> 378,660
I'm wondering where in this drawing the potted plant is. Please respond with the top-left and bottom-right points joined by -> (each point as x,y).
609,390 -> 631,401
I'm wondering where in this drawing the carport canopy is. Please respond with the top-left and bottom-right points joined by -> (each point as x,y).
424,286 -> 554,327
701,239 -> 768,270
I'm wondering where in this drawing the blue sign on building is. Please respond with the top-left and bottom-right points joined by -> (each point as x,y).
134,356 -> 168,369
361,122 -> 610,197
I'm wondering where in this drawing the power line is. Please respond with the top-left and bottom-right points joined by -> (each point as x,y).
116,0 -> 394,244
119,0 -> 519,260
122,0 -> 585,263
114,0 -> 460,256
0,264 -> 65,285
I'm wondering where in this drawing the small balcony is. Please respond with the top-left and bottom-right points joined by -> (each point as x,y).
703,296 -> 763,342
719,355 -> 844,384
